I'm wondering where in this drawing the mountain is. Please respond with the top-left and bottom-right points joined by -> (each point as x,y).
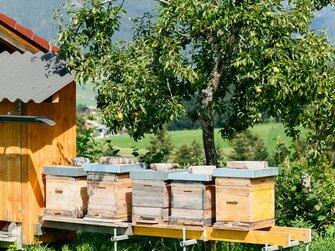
0,1 -> 333,43
312,6 -> 335,45
0,0 -> 156,41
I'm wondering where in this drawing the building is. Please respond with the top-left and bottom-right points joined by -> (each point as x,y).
0,13 -> 76,245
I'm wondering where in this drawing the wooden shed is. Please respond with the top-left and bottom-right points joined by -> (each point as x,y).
0,13 -> 76,245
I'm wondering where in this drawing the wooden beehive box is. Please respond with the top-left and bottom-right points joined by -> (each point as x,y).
44,166 -> 88,218
131,169 -> 182,225
213,167 -> 279,230
168,172 -> 215,227
84,163 -> 142,221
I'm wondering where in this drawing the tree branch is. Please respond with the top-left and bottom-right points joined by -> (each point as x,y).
157,0 -> 170,5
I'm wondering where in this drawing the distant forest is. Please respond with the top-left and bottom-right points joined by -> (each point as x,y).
0,0 -> 334,44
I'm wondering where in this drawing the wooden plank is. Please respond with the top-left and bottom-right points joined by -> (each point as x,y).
251,186 -> 274,222
133,225 -> 204,240
214,219 -> 275,231
20,103 -> 31,245
53,83 -> 76,165
132,180 -> 169,208
87,172 -> 129,182
0,24 -> 43,53
133,225 -> 291,246
215,177 -> 274,187
133,207 -> 168,218
267,226 -> 311,243
205,227 -> 291,246
0,101 -> 9,221
171,183 -> 214,210
42,215 -> 132,235
6,115 -> 22,222
132,214 -> 169,225
216,186 -> 250,222
22,102 -> 55,244
169,216 -> 213,227
226,161 -> 268,169
0,101 -> 22,222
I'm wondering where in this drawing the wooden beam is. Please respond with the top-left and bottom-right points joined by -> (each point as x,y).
133,225 -> 292,247
42,216 -> 132,235
0,24 -> 43,53
267,226 -> 311,243
133,225 -> 204,240
205,227 -> 291,246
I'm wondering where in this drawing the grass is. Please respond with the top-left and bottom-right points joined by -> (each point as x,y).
107,122 -> 291,157
21,231 -> 335,251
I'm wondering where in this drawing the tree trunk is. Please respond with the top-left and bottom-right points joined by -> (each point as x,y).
201,33 -> 237,166
201,60 -> 224,166
201,105 -> 217,165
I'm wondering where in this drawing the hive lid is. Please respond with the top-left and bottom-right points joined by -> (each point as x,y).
212,167 -> 279,178
84,163 -> 144,173
167,171 -> 213,182
130,169 -> 184,180
43,166 -> 86,177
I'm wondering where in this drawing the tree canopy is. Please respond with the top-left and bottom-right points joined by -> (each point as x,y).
57,0 -> 335,165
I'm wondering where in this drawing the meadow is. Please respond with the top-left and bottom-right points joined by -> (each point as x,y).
107,122 -> 291,157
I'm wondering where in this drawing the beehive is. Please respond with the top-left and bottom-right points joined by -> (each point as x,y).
213,167 -> 278,230
131,169 -> 182,225
168,172 -> 215,227
44,166 -> 88,218
84,163 -> 142,221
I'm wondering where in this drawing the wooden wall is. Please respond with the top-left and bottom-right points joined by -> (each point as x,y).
0,82 -> 76,244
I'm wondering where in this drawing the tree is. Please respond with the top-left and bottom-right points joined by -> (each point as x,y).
141,128 -> 174,165
229,130 -> 269,161
56,0 -> 335,166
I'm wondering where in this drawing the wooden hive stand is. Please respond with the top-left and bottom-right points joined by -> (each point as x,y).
213,162 -> 279,230
44,166 -> 88,218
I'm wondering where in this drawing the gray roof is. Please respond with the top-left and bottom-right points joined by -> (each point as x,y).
0,51 -> 74,103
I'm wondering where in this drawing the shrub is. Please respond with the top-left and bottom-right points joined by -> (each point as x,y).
76,128 -> 103,162
172,140 -> 205,167
141,128 -> 174,165
229,130 -> 268,161
275,159 -> 335,233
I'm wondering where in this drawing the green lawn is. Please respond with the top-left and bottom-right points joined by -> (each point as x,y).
107,122 -> 291,157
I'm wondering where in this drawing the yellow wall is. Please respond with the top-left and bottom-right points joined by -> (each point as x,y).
0,82 -> 76,244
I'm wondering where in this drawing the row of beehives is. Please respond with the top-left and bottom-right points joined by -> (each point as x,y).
43,160 -> 278,230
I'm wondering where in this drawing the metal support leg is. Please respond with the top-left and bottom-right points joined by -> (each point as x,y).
113,228 -> 117,251
262,240 -> 279,251
16,223 -> 22,250
262,240 -> 301,251
180,227 -> 197,251
110,228 -> 128,251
